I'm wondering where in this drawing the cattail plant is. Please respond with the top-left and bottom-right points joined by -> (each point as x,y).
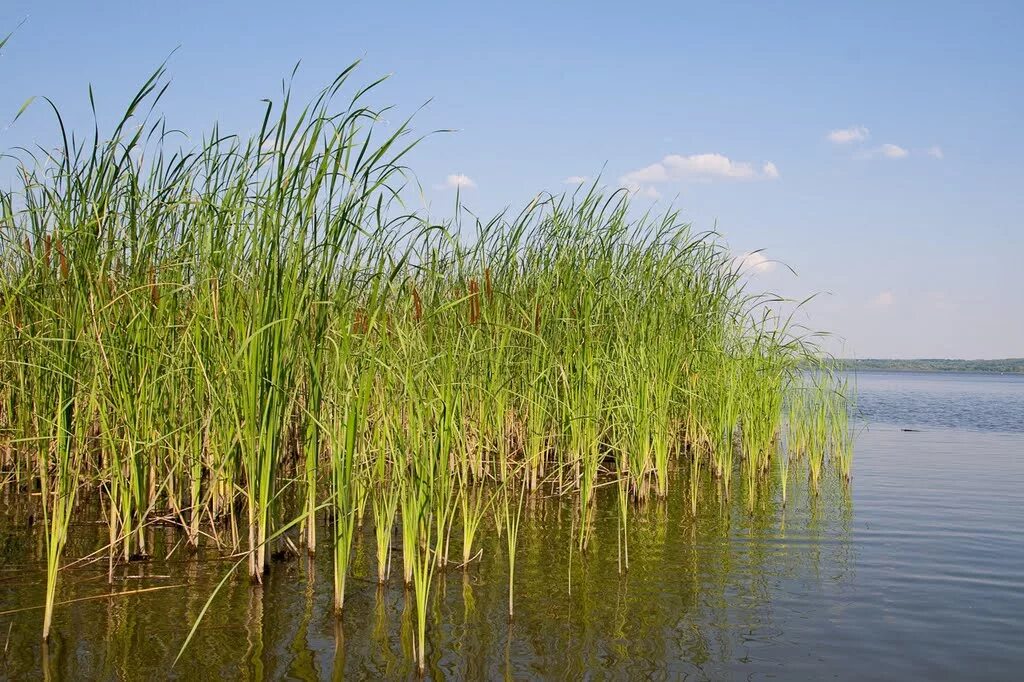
0,62 -> 852,665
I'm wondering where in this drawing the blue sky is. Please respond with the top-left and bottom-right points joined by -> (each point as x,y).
1,1 -> 1021,358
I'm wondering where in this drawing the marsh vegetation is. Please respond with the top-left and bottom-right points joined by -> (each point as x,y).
0,65 -> 852,674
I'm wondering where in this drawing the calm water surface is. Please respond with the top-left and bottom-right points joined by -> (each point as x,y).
1,370 -> 1022,680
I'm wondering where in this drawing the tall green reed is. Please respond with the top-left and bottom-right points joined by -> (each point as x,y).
0,63 -> 853,657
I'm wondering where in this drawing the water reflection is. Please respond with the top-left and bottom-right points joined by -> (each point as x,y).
13,371 -> 1017,678
0,461 -> 855,679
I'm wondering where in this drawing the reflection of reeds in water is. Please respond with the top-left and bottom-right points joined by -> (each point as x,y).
0,456 -> 854,678
0,64 -> 852,668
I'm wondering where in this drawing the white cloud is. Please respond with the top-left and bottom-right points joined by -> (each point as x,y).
878,143 -> 908,159
619,152 -> 778,197
872,291 -> 895,306
621,182 -> 661,199
827,126 -> 870,144
260,138 -> 285,154
441,173 -> 476,190
733,251 -> 776,274
563,175 -> 590,185
856,143 -> 910,160
926,145 -> 944,159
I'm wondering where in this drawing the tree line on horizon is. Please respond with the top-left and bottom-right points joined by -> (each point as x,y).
840,358 -> 1024,374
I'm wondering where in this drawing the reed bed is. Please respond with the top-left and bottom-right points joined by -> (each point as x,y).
0,66 -> 852,672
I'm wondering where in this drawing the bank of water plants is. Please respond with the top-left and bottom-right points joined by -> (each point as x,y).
0,65 -> 853,673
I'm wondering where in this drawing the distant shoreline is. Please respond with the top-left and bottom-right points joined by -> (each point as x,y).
838,359 -> 1024,374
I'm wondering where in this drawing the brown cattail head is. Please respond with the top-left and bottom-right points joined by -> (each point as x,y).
55,237 -> 69,280
43,234 -> 52,269
534,301 -> 541,332
412,286 -> 422,323
484,267 -> 493,302
23,237 -> 31,256
352,307 -> 367,335
149,266 -> 160,308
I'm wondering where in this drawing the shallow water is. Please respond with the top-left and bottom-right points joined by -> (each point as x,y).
1,370 -> 1022,680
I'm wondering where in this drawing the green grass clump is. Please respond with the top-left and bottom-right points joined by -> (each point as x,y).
0,64 -> 851,668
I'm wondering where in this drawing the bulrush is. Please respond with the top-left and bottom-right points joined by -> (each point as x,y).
412,285 -> 422,322
148,266 -> 159,308
352,307 -> 368,335
54,237 -> 69,280
468,278 -> 480,325
0,63 -> 850,665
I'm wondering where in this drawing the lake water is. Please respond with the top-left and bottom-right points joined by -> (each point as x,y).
1,370 -> 1022,680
